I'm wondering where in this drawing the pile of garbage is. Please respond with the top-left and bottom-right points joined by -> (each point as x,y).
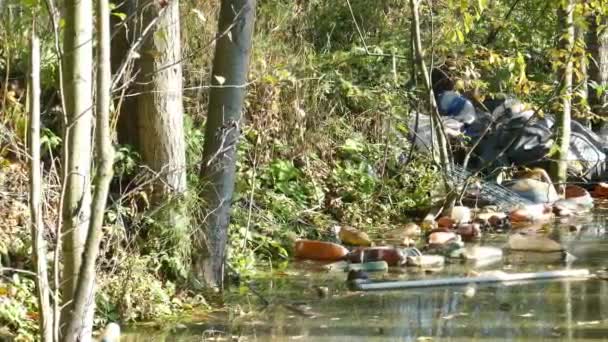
410,91 -> 608,181
292,181 -> 608,289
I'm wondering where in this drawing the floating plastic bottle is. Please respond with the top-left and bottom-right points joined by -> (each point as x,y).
294,240 -> 349,261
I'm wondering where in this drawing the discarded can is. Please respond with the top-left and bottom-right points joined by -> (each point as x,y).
346,246 -> 418,266
347,261 -> 389,272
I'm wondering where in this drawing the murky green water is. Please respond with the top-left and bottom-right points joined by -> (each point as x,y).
124,209 -> 608,341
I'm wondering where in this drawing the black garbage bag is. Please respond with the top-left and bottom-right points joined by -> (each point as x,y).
410,92 -> 608,180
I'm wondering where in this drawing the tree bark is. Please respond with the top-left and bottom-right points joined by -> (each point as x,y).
550,0 -> 574,195
575,24 -> 589,126
28,32 -> 53,342
114,0 -> 187,201
62,0 -> 114,339
193,0 -> 256,288
587,10 -> 608,122
61,0 -> 93,338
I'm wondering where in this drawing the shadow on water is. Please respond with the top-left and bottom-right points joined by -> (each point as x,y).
124,211 -> 608,341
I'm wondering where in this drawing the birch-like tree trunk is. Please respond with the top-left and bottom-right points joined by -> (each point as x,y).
551,0 -> 574,195
193,0 -> 256,288
28,31 -> 53,342
61,0 -> 93,339
62,0 -> 115,339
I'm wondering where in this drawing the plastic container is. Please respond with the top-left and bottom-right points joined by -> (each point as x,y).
294,240 -> 349,261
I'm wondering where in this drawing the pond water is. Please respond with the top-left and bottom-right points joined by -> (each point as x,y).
123,208 -> 608,341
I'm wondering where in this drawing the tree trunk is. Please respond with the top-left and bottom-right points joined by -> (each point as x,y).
62,0 -> 114,339
193,0 -> 256,288
408,0 -> 452,186
115,0 -> 187,201
575,24 -> 589,127
550,0 -> 574,195
61,0 -> 93,339
587,11 -> 608,125
28,31 -> 53,342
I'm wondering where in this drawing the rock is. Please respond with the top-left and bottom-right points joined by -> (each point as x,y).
406,254 -> 445,268
450,206 -> 472,224
294,240 -> 350,261
346,246 -> 410,266
506,232 -> 564,252
337,226 -> 373,246
456,223 -> 482,242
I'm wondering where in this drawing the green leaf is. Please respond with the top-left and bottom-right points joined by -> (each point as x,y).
456,29 -> 465,43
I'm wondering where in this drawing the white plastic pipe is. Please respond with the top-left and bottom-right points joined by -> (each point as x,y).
351,269 -> 590,291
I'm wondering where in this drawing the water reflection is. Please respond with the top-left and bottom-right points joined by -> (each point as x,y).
125,216 -> 608,341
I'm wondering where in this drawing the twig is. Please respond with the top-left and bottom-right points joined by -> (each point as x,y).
111,6 -> 167,91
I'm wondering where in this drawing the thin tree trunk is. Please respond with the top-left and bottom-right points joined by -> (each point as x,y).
575,24 -> 589,127
408,0 -> 452,177
28,31 -> 53,342
62,0 -> 114,339
551,0 -> 574,195
193,0 -> 256,288
61,0 -> 93,338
